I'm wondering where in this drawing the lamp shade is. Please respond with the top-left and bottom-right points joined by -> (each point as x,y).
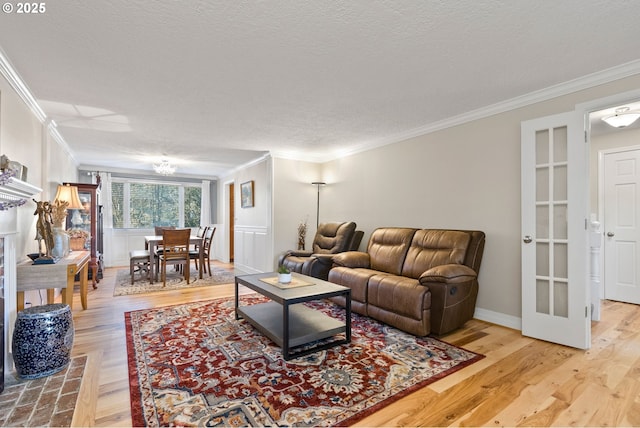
54,184 -> 84,209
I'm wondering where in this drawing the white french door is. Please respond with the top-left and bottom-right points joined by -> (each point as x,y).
603,148 -> 640,304
521,111 -> 590,349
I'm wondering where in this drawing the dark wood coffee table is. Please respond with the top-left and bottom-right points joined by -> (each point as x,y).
235,272 -> 351,360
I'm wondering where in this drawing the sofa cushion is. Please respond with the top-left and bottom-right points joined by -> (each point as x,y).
367,274 -> 431,321
312,222 -> 357,254
328,266 -> 388,315
367,228 -> 416,275
402,230 -> 471,279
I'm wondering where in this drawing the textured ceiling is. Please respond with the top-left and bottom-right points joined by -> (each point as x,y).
1,0 -> 640,177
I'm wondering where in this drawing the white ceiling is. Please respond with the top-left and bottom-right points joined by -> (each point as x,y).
1,0 -> 640,178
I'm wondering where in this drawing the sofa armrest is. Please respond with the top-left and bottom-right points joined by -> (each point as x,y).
331,251 -> 371,269
287,250 -> 313,258
419,264 -> 477,284
311,253 -> 336,264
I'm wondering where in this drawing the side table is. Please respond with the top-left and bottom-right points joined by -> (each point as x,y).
16,251 -> 90,311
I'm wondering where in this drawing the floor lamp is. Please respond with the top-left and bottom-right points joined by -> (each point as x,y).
311,181 -> 326,228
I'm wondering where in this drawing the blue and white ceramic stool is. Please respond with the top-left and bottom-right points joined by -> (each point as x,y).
12,303 -> 74,379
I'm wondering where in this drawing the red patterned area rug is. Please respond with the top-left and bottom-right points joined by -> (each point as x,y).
125,295 -> 484,427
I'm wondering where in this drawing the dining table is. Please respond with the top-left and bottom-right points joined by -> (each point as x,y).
144,235 -> 204,284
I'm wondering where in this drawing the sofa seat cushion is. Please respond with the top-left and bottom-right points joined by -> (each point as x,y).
367,274 -> 431,321
328,266 -> 392,305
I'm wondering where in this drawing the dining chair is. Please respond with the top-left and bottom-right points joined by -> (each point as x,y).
129,250 -> 151,284
158,228 -> 191,287
196,225 -> 208,239
190,226 -> 216,276
153,225 -> 177,269
192,225 -> 209,253
154,225 -> 176,236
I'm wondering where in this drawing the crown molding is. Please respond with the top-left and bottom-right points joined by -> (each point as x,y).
0,48 -> 46,123
0,48 -> 78,165
310,59 -> 640,163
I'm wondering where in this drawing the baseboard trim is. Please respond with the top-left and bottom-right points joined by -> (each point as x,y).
473,307 -> 522,331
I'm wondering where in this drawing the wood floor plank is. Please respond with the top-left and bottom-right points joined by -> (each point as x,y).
60,265 -> 640,427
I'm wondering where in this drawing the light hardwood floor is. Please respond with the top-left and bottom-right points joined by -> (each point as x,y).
67,265 -> 640,427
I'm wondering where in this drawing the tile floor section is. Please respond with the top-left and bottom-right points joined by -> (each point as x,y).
0,355 -> 87,427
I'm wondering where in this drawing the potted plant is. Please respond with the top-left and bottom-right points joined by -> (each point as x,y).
277,265 -> 292,284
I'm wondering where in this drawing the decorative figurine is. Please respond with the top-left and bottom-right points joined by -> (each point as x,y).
33,199 -> 55,262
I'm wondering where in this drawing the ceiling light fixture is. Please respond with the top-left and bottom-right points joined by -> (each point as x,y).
602,107 -> 640,128
153,159 -> 176,175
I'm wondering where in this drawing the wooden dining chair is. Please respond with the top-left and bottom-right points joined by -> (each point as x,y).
190,226 -> 216,276
154,225 -> 176,236
192,225 -> 209,252
153,225 -> 177,268
158,228 -> 191,287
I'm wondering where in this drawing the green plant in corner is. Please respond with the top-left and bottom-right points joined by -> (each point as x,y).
277,265 -> 290,274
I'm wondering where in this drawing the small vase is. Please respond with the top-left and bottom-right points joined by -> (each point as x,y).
278,273 -> 292,284
51,227 -> 70,258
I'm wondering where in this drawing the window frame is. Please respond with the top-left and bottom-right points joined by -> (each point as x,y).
111,177 -> 202,229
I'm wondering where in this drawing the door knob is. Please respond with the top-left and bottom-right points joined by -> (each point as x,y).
523,236 -> 533,244
607,232 -> 615,237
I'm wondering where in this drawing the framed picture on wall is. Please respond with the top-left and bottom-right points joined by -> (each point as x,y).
241,180 -> 254,208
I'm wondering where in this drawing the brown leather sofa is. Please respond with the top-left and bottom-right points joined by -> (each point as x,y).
278,222 -> 363,280
328,227 -> 485,336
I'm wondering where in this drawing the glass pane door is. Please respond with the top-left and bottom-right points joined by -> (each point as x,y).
535,127 -> 569,317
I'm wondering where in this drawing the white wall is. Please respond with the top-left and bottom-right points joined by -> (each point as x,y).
221,156 -> 273,273
0,84 -> 44,259
0,78 -> 79,306
0,87 -> 78,259
1,74 -> 78,377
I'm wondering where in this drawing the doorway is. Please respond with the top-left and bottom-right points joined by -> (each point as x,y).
592,104 -> 640,305
520,90 -> 640,349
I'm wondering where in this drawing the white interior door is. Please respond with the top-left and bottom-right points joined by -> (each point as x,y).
521,111 -> 590,349
603,148 -> 640,304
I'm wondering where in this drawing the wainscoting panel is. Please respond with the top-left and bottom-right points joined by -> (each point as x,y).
106,226 -> 223,268
106,231 -> 147,267
234,226 -> 270,273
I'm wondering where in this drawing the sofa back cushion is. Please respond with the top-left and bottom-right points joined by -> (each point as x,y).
367,228 -> 417,275
312,221 -> 357,254
402,230 -> 471,279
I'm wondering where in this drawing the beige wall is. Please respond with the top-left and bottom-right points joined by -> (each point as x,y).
197,73 -> 640,326
272,157 -> 321,260
313,74 -> 640,323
